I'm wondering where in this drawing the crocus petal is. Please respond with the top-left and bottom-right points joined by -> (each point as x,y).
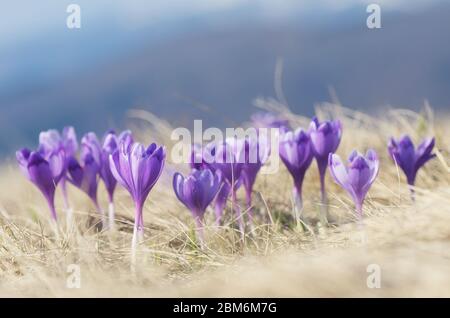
62,126 -> 78,157
328,153 -> 349,190
173,172 -> 187,205
415,137 -> 436,170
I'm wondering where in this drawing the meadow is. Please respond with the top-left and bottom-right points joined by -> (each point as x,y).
1,103 -> 449,297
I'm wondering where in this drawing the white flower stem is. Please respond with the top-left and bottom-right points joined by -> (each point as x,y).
108,202 -> 115,230
66,207 -> 73,229
195,216 -> 206,250
131,222 -> 144,272
131,203 -> 144,272
292,186 -> 303,225
232,189 -> 245,241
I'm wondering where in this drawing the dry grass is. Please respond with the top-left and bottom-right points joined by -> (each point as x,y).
0,104 -> 449,297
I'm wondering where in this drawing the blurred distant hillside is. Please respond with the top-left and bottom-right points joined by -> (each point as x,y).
0,1 -> 449,154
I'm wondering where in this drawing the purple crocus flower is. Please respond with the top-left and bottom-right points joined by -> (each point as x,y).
66,133 -> 103,220
240,135 -> 270,227
100,131 -> 119,203
204,139 -> 244,185
279,128 -> 314,220
109,141 -> 165,261
388,136 -> 435,195
16,148 -> 66,221
204,138 -> 246,236
309,117 -> 342,223
189,143 -> 230,225
173,169 -> 221,246
38,127 -> 78,210
100,130 -> 134,229
39,127 -> 78,156
329,150 -> 379,219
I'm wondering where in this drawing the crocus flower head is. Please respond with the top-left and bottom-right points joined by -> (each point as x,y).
100,131 -> 134,197
241,135 -> 270,194
309,117 -> 343,221
329,149 -> 379,218
109,141 -> 166,224
173,169 -> 221,219
279,127 -> 314,217
38,126 -> 78,211
173,168 -> 221,246
309,117 -> 342,159
204,138 -> 247,236
204,138 -> 244,186
39,126 -> 78,157
388,135 -> 435,186
16,148 -> 66,220
238,135 -> 270,226
279,128 -> 314,191
67,133 -> 102,208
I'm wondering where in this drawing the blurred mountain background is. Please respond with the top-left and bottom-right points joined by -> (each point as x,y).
0,0 -> 449,154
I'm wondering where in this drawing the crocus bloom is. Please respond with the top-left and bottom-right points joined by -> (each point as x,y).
16,148 -> 66,221
188,143 -> 229,225
309,117 -> 342,223
173,169 -> 221,246
39,127 -> 78,210
279,128 -> 314,220
100,130 -> 134,229
204,139 -> 244,185
204,139 -> 245,236
329,150 -> 379,219
109,141 -> 165,262
388,136 -> 435,193
67,133 -> 103,218
240,135 -> 270,226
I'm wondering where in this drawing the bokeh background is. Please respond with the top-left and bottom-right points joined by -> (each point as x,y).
1,0 -> 449,154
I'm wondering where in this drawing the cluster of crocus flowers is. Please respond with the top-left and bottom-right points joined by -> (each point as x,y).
38,127 -> 78,217
16,114 -> 437,258
16,127 -> 140,230
388,135 -> 436,199
175,135 -> 270,243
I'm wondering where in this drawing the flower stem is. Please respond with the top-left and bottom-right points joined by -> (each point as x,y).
292,184 -> 303,224
214,202 -> 224,227
93,198 -> 106,230
407,182 -> 416,202
47,197 -> 58,222
245,187 -> 254,231
317,158 -> 329,225
131,202 -> 144,270
355,201 -> 363,222
195,216 -> 205,249
108,201 -> 115,230
232,189 -> 245,241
